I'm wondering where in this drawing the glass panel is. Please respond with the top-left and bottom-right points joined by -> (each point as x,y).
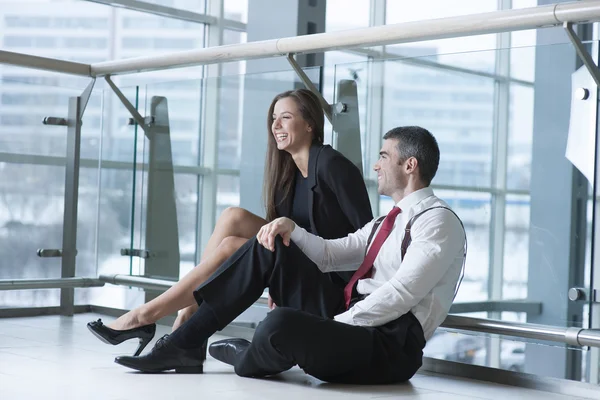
503,194 -> 530,300
0,79 -> 81,157
91,86 -> 142,309
511,30 -> 537,82
438,190 -> 491,303
0,76 -> 79,308
176,173 -> 201,278
507,84 -> 534,191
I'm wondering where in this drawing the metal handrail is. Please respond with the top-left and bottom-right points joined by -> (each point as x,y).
0,49 -> 90,76
0,278 -> 104,290
99,274 -> 600,348
1,2 -> 600,77
89,1 -> 600,76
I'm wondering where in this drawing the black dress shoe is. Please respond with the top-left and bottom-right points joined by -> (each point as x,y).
115,334 -> 206,373
209,338 -> 251,366
87,319 -> 156,356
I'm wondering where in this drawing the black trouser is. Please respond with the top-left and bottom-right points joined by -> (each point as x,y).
194,236 -> 425,384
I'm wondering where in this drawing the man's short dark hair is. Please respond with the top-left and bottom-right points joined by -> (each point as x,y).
382,126 -> 440,186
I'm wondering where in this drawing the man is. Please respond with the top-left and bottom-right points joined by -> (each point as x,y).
115,126 -> 466,384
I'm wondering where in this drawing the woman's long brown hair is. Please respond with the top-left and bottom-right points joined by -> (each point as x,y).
263,89 -> 325,222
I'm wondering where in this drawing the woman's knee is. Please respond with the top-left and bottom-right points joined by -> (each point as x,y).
218,207 -> 252,226
216,236 -> 247,255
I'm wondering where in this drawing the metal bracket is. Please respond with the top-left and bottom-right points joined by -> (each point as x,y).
286,53 -> 333,124
42,79 -> 94,127
37,249 -> 62,257
564,22 -> 600,87
37,249 -> 77,257
569,287 -> 599,303
42,117 -> 68,126
120,248 -> 151,259
128,116 -> 155,126
105,75 -> 150,137
79,78 -> 96,120
565,327 -> 584,346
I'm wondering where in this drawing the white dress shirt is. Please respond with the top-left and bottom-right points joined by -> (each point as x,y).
289,187 -> 465,340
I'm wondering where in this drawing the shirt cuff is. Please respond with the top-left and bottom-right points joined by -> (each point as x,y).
333,310 -> 354,325
290,225 -> 306,243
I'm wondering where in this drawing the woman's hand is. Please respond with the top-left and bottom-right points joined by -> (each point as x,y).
256,217 -> 296,251
267,294 -> 277,310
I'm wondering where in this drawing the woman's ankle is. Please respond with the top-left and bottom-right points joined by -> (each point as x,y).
135,306 -> 156,327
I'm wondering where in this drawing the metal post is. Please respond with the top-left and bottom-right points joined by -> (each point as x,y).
60,78 -> 95,316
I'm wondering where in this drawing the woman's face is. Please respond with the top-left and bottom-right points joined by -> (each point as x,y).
271,97 -> 313,153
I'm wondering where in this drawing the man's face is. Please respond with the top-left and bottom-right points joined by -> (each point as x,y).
373,138 -> 407,197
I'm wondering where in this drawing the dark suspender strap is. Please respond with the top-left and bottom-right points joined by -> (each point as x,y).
401,206 -> 464,260
365,216 -> 385,256
400,206 -> 467,299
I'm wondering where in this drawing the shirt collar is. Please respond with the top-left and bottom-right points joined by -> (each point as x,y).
396,187 -> 434,212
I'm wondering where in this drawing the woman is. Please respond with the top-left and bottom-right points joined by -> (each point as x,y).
87,88 -> 373,356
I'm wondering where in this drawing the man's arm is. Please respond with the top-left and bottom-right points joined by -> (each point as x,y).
257,217 -> 374,272
334,209 -> 465,326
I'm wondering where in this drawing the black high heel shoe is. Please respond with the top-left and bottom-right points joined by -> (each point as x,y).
87,319 -> 156,356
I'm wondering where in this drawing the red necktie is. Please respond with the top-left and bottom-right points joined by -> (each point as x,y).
343,206 -> 402,309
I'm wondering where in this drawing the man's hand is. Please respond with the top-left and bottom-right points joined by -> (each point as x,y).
257,217 -> 296,251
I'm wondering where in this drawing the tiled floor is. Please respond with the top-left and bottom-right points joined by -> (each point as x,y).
0,313 -> 595,400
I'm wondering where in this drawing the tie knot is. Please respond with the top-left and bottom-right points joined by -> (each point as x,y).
388,206 -> 401,219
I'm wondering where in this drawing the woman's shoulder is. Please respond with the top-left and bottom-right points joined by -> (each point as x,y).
314,144 -> 352,167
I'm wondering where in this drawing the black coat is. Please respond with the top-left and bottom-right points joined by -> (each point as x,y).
274,144 -> 373,240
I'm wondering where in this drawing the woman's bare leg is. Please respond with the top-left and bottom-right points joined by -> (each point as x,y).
200,207 -> 267,262
108,236 -> 249,330
107,207 -> 266,331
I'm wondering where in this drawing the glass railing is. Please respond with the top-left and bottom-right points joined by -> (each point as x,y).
0,74 -> 100,308
1,40 -> 599,384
